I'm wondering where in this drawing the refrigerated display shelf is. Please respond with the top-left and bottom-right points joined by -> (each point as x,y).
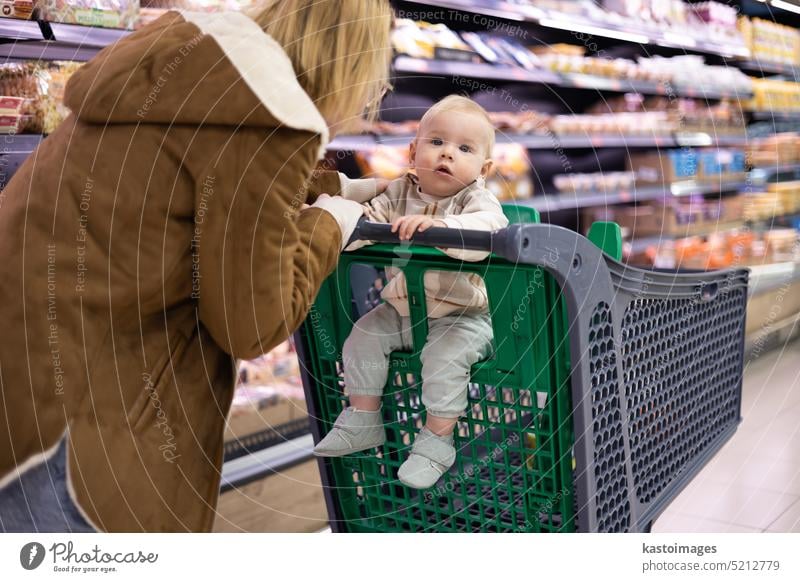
750,110 -> 800,121
627,211 -> 800,256
509,185 -> 664,213
328,132 -> 747,151
627,221 -> 747,254
223,416 -> 311,463
517,179 -> 750,213
749,163 -> 800,183
220,433 -> 314,492
397,0 -> 751,59
736,59 -> 798,77
0,134 -> 43,153
0,18 -> 129,61
394,56 -> 753,101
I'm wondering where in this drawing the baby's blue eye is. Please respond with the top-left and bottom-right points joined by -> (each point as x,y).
460,145 -> 471,153
431,138 -> 443,146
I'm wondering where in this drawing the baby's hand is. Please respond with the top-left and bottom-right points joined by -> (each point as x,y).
391,215 -> 445,240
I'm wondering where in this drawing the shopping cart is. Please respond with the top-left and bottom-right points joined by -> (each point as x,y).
296,207 -> 749,533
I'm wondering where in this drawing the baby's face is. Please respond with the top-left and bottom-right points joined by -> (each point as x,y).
410,109 -> 492,198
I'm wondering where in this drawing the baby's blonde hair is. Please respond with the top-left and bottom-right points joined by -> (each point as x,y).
419,95 -> 495,156
249,0 -> 393,133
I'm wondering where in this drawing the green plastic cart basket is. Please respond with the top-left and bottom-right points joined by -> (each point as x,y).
295,207 -> 748,533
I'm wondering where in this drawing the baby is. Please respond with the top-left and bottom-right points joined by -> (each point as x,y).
313,95 -> 509,489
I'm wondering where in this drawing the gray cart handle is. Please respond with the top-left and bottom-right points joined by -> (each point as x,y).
347,217 -> 494,252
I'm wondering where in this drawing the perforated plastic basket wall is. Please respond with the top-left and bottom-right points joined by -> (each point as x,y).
297,222 -> 748,532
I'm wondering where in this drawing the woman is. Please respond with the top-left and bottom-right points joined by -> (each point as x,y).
0,0 -> 392,532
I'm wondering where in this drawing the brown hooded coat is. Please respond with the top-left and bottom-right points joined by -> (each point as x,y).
0,10 -> 345,531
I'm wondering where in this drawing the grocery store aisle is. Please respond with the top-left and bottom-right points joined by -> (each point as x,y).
653,337 -> 800,533
213,339 -> 800,533
213,458 -> 326,533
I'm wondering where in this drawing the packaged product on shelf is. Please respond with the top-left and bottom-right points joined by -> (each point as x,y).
746,133 -> 800,167
767,181 -> 800,216
488,110 -> 551,134
34,0 -> 140,29
0,63 -> 49,134
739,16 -> 800,67
529,43 -> 585,58
0,96 -> 26,115
0,115 -> 25,134
486,143 -> 532,200
238,339 -> 300,386
552,171 -> 635,194
741,191 -> 784,222
592,199 -> 708,237
362,110 -> 552,139
633,225 -> 798,269
627,150 -> 699,183
354,145 -> 409,181
602,0 -> 647,20
763,229 -> 799,262
719,194 -> 745,223
391,19 -> 480,62
749,78 -> 800,112
690,1 -> 738,30
697,148 -> 747,181
1,0 -> 34,19
635,55 -> 752,94
551,111 -> 672,136
226,339 -> 308,440
0,61 -> 81,134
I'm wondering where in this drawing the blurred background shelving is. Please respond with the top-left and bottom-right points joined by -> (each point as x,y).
3,0 -> 800,532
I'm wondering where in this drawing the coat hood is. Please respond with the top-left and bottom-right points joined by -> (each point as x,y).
64,10 -> 329,157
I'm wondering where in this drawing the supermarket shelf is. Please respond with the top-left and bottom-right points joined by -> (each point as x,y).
512,179 -> 749,214
0,17 -> 45,41
517,167 -> 792,215
747,260 -> 800,296
47,21 -> 129,47
736,59 -> 798,77
512,185 -> 665,214
0,41 -> 101,62
393,57 -> 752,100
544,134 -> 674,148
668,179 -> 750,197
0,134 -> 43,153
328,132 -> 747,151
223,417 -> 310,463
0,135 -> 43,188
628,221 -> 747,254
401,0 -> 751,59
749,110 -> 800,121
220,433 -> 314,492
749,163 -> 800,184
394,56 -> 560,84
0,18 -> 129,61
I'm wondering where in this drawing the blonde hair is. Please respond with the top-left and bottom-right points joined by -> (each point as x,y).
249,0 -> 393,133
419,95 -> 495,156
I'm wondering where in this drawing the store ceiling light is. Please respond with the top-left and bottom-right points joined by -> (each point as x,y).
771,0 -> 800,15
537,19 -> 650,45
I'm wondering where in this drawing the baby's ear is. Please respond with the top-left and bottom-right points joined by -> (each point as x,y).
408,140 -> 417,168
481,159 -> 494,178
